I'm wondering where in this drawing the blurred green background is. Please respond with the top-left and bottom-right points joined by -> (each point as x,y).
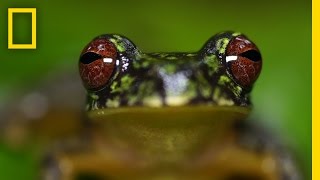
0,0 -> 311,179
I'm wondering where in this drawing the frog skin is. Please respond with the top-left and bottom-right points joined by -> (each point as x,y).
39,32 -> 300,180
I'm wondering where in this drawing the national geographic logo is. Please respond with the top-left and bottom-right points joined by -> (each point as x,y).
8,8 -> 36,49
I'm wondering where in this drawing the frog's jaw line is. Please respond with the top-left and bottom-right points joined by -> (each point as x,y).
86,92 -> 248,111
89,106 -> 250,122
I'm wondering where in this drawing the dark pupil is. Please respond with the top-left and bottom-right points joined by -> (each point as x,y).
80,52 -> 102,64
239,50 -> 261,62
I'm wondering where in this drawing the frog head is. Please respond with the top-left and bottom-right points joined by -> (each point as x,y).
77,32 -> 263,168
79,32 -> 262,113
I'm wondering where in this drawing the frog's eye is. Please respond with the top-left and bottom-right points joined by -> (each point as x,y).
79,37 -> 117,90
225,35 -> 262,87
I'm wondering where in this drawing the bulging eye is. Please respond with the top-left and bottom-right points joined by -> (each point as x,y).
79,37 -> 117,91
225,35 -> 262,88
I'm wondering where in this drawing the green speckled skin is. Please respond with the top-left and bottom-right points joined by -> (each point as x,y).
86,32 -> 249,111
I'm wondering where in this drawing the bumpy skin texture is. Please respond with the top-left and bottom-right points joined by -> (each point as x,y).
80,32 -> 260,111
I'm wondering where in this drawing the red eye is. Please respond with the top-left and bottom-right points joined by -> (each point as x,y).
79,37 -> 117,90
226,35 -> 262,87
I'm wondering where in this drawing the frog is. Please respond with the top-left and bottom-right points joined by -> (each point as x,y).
38,31 -> 301,180
0,32 -> 300,180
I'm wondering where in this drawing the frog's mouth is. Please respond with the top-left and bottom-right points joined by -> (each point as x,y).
88,105 -> 250,122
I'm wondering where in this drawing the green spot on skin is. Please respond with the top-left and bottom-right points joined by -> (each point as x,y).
236,86 -> 242,92
204,55 -> 220,76
121,75 -> 135,88
218,38 -> 230,54
167,56 -> 178,60
109,38 -> 126,52
133,60 -> 141,69
110,81 -> 119,93
186,53 -> 196,57
113,35 -> 122,39
110,75 -> 135,93
162,64 -> 177,74
232,32 -> 241,37
117,43 -> 126,52
159,53 -> 169,58
217,97 -> 234,106
233,85 -> 242,97
218,75 -> 231,85
90,93 -> 99,100
110,75 -> 135,94
142,60 -> 150,68
106,97 -> 120,108
216,39 -> 223,49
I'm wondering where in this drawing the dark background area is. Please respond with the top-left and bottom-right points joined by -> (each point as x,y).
0,0 -> 311,179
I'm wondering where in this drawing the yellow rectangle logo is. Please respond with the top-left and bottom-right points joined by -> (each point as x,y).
8,8 -> 36,49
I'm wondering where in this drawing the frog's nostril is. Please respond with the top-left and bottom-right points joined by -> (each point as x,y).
80,52 -> 102,64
